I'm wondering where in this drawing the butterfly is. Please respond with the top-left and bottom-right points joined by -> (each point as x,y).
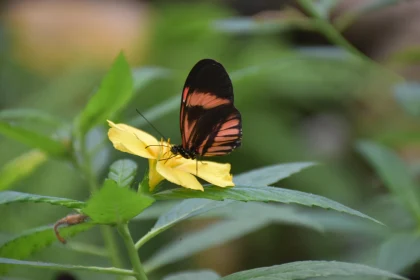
170,59 -> 242,160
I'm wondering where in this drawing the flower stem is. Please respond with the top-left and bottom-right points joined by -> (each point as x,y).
117,223 -> 149,280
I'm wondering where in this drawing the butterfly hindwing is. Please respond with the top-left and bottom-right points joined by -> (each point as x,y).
179,59 -> 242,157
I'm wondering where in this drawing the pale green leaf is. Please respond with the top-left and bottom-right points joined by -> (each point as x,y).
0,150 -> 47,191
163,270 -> 220,280
108,159 -> 137,188
357,141 -> 420,220
82,179 -> 154,224
0,108 -> 64,128
0,257 -> 134,276
154,186 -> 382,225
144,202 -> 323,272
132,67 -> 171,93
144,219 -> 269,273
394,82 -> 420,117
234,162 -> 316,186
377,233 -> 420,273
77,52 -> 133,135
0,121 -> 68,157
0,224 -> 94,275
0,191 -> 84,209
221,261 -> 407,280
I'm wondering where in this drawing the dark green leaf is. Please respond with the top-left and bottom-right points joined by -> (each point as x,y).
0,121 -> 68,157
154,186 -> 382,225
0,224 -> 94,275
0,109 -> 64,128
82,179 -> 154,224
108,159 -> 138,188
0,257 -> 134,276
77,52 -> 133,135
394,82 -> 420,117
357,141 -> 420,220
234,162 -> 316,186
0,191 -> 84,209
145,219 -> 269,273
163,270 -> 220,280
377,233 -> 420,273
0,150 -> 47,191
221,261 -> 407,280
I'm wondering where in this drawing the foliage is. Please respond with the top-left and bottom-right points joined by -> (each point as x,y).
0,0 -> 418,279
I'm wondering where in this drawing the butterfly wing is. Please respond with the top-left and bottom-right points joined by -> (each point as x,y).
180,59 -> 242,156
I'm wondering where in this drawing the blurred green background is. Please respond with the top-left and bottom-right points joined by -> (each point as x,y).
1,0 -> 420,279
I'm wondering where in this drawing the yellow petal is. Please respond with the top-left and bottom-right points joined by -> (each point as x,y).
156,161 -> 204,191
177,160 -> 234,188
107,120 -> 159,159
148,159 -> 164,191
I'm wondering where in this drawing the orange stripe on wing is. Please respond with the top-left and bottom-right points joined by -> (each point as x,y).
187,92 -> 231,109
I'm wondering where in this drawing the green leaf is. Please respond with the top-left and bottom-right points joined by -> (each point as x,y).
134,201 -> 179,220
357,141 -> 420,220
108,159 -> 137,188
77,52 -> 133,135
234,162 -> 316,186
377,233 -> 420,273
135,199 -> 231,249
144,203 -> 323,272
0,150 -> 47,191
136,200 -> 322,231
0,108 -> 64,128
0,223 -> 94,275
163,270 -> 220,280
205,202 -> 323,231
394,82 -> 420,117
221,261 -> 407,280
154,186 -> 382,225
145,219 -> 269,273
0,257 -> 134,276
82,179 -> 154,224
0,121 -> 68,157
0,191 -> 84,209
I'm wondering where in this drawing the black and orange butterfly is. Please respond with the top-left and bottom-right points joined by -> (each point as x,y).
170,59 -> 242,160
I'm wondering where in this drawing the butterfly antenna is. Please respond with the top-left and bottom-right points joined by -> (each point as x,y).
135,109 -> 167,140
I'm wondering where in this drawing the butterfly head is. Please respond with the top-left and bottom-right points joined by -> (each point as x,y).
171,145 -> 197,160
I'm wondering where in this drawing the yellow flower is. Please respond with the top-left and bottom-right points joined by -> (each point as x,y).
107,120 -> 234,191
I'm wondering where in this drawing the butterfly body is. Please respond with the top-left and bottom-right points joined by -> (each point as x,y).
172,59 -> 242,160
171,145 -> 197,159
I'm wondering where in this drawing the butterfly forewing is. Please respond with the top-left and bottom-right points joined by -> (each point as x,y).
179,59 -> 242,157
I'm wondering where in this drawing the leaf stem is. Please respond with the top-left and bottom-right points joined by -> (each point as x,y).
117,223 -> 149,280
77,137 -> 124,272
297,0 -> 368,60
0,258 -> 135,276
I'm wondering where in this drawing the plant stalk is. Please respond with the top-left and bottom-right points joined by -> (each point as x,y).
297,0 -> 368,60
117,223 -> 149,280
78,139 -> 124,273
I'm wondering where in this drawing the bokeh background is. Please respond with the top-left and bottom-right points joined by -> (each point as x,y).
1,0 -> 420,279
